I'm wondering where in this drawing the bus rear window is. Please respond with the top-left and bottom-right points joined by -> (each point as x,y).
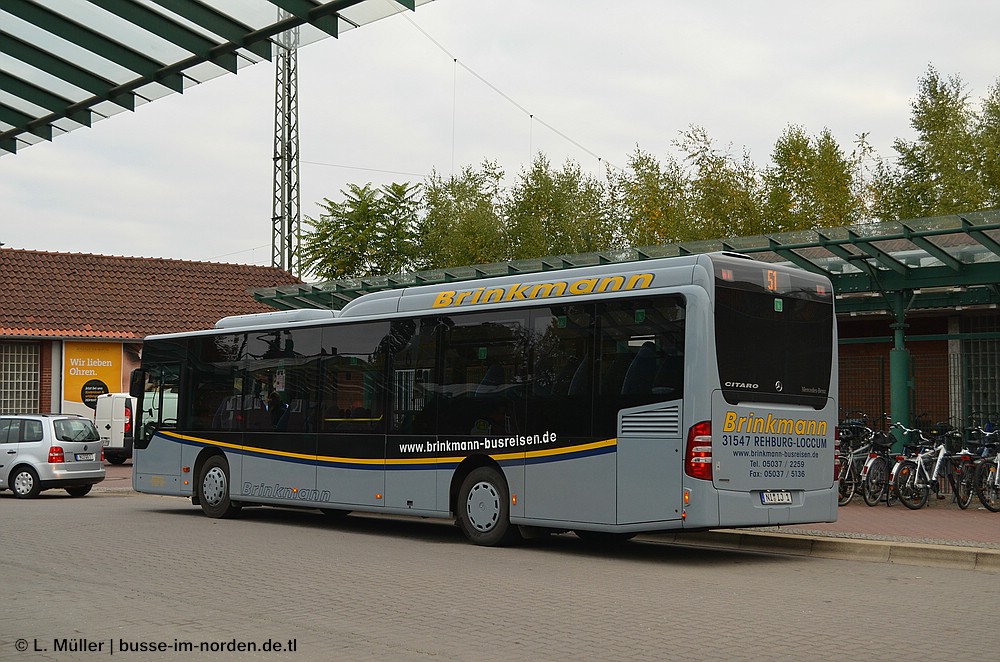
713,259 -> 833,408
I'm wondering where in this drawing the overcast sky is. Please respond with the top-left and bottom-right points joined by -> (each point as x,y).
2,0 -> 998,275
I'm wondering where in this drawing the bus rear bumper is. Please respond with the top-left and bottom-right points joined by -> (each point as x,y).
717,487 -> 838,527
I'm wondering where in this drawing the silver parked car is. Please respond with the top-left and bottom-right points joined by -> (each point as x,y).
0,414 -> 106,498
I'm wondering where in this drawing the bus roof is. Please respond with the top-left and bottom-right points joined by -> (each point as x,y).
335,253 -> 716,318
146,252 -> 828,338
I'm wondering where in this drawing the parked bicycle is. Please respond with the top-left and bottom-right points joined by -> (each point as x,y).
838,424 -> 874,506
891,422 -> 975,510
859,426 -> 896,506
971,428 -> 1000,512
838,413 -> 877,506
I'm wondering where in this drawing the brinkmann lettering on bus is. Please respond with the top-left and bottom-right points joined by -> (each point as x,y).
242,483 -> 331,502
722,411 -> 828,436
432,273 -> 654,308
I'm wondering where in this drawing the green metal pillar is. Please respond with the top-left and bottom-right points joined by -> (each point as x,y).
888,291 -> 911,452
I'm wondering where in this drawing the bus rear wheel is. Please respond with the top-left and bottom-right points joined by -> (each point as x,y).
198,455 -> 241,519
457,467 -> 518,546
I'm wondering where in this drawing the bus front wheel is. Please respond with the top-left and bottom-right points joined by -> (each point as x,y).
457,467 -> 518,546
198,455 -> 241,519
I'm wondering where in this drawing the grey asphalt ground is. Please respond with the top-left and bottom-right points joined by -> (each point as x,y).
96,462 -> 1000,572
3,486 -> 997,662
2,464 -> 998,662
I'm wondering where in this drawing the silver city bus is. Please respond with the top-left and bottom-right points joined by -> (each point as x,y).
130,253 -> 838,545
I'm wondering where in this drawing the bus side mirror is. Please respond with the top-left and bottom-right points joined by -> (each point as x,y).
129,368 -> 146,399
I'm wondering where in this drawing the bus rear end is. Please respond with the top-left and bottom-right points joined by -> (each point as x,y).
685,255 -> 838,528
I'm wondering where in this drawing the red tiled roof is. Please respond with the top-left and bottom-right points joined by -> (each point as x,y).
0,249 -> 301,340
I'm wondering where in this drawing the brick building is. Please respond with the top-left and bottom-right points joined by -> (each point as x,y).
0,248 -> 300,416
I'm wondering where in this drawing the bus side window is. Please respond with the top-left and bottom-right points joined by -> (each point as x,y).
529,305 -> 594,437
621,342 -> 657,395
187,334 -> 244,432
389,318 -> 439,435
320,321 -> 389,434
243,327 -> 323,434
595,296 -> 686,437
566,354 -> 591,396
652,346 -> 683,397
439,311 -> 528,437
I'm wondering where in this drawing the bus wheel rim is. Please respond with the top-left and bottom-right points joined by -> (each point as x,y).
466,481 -> 500,532
202,467 -> 227,506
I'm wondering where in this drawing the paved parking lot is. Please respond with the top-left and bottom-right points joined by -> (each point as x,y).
1,488 -> 996,661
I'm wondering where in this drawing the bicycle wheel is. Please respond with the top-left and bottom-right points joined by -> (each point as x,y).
955,462 -> 975,510
838,456 -> 855,506
894,460 -> 929,510
975,462 -> 1000,512
862,457 -> 887,506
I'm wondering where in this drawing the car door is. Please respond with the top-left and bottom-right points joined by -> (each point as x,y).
0,419 -> 21,488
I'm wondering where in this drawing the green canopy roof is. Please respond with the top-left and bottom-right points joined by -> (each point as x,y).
0,0 -> 431,155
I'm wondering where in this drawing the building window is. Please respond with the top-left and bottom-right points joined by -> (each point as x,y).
964,314 -> 1000,426
1,342 -> 40,415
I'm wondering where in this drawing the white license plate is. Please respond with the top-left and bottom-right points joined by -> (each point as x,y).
75,453 -> 95,461
760,491 -> 792,505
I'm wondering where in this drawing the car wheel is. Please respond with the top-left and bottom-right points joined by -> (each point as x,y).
65,485 -> 92,497
11,466 -> 42,499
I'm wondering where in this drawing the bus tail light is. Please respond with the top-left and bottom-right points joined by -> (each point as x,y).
685,421 -> 712,480
48,446 -> 65,463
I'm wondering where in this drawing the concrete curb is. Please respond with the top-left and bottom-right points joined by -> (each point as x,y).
643,530 -> 1000,573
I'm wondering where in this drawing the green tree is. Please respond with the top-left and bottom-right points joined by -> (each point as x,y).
608,148 -> 690,246
418,161 -> 507,269
675,125 -> 765,239
764,125 -> 860,231
873,66 -> 985,219
977,79 -> 1000,207
505,154 -> 614,259
372,181 -> 421,274
300,182 -> 420,280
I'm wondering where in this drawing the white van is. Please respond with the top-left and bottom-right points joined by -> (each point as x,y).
94,393 -> 136,465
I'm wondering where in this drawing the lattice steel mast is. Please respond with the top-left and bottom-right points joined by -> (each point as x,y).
271,21 -> 300,275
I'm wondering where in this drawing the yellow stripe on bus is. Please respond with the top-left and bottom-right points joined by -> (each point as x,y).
158,431 -> 617,466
